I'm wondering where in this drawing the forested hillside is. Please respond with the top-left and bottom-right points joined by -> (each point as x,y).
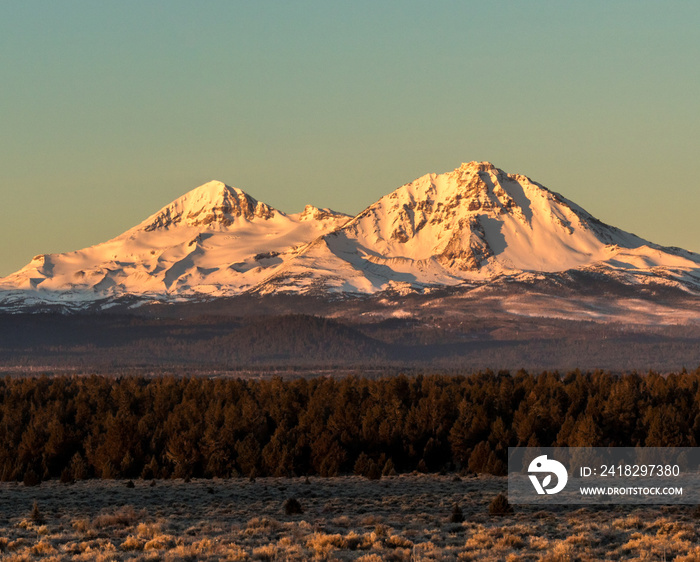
1,313 -> 698,372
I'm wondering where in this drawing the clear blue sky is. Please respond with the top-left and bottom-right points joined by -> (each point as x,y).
2,1 -> 699,276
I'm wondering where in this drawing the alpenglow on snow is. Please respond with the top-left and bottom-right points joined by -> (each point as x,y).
1,162 -> 699,310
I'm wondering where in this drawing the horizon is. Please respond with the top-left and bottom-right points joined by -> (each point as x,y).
2,2 -> 699,276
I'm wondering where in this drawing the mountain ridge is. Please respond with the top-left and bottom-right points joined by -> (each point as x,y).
1,161 -> 699,314
252,161 -> 699,296
138,180 -> 278,231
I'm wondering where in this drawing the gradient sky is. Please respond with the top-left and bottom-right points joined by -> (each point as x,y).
2,1 -> 699,276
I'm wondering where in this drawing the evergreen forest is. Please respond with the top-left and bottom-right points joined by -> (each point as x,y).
1,370 -> 699,484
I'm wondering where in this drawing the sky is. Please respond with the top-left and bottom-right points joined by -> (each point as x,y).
1,1 -> 699,276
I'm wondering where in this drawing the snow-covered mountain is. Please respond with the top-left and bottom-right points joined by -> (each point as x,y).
1,162 -> 699,311
257,161 -> 700,295
0,180 -> 350,307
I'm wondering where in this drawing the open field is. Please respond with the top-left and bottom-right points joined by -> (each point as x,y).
1,475 -> 698,561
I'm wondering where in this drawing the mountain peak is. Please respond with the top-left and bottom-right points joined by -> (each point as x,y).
140,180 -> 277,231
187,180 -> 247,202
325,160 -> 653,277
457,161 -> 497,173
296,204 -> 351,222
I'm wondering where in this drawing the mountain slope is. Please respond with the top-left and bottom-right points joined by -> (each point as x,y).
0,180 -> 350,303
1,162 -> 699,311
257,162 -> 700,294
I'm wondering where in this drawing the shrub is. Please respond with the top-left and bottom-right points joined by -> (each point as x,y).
364,460 -> 382,480
450,503 -> 464,523
70,453 -> 88,480
23,470 -> 41,487
488,493 -> 514,516
251,544 -> 277,561
31,501 -> 45,525
30,540 -> 56,556
120,535 -> 143,551
60,468 -> 74,484
144,535 -> 176,550
246,517 -> 280,531
382,458 -> 397,477
386,534 -> 413,549
373,523 -> 389,538
94,506 -> 144,528
354,453 -> 373,478
72,518 -> 91,533
283,497 -> 303,515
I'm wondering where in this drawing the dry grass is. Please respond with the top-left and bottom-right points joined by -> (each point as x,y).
0,475 -> 697,560
93,506 -> 146,529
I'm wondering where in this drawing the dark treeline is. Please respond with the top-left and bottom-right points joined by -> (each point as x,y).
0,314 -> 385,367
2,313 -> 699,372
2,369 -> 700,484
